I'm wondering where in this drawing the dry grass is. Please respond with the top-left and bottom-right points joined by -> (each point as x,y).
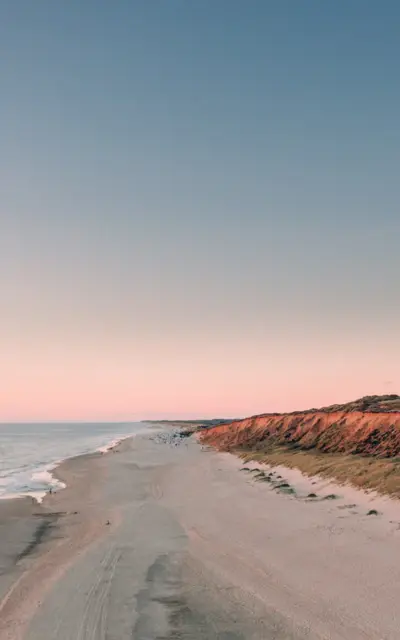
238,445 -> 400,498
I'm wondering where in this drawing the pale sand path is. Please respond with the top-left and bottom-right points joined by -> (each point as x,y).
2,433 -> 400,639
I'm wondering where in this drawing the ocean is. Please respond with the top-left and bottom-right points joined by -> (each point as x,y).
0,421 -> 151,501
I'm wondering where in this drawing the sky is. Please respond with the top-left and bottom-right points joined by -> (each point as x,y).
1,1 -> 399,421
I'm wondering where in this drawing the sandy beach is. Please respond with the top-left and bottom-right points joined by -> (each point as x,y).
1,429 -> 400,639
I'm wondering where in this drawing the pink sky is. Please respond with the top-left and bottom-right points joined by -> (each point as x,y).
1,320 -> 398,421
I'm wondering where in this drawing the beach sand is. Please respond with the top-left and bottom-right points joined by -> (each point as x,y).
1,431 -> 400,639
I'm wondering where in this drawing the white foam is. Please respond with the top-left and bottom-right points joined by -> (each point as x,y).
31,467 -> 66,491
0,422 -> 148,501
0,463 -> 67,502
26,490 -> 47,504
96,435 -> 132,453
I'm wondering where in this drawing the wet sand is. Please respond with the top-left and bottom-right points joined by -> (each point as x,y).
1,432 -> 400,638
0,450 -> 110,640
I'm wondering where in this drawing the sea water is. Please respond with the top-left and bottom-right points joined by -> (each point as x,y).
0,421 -> 150,501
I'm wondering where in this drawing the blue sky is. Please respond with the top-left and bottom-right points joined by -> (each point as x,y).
1,2 -> 399,420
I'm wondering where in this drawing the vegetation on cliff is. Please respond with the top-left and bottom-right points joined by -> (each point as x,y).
200,395 -> 400,457
200,395 -> 400,496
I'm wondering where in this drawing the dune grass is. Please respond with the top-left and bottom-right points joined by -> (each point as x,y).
238,444 -> 400,498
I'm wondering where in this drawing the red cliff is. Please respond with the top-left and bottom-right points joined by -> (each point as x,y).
200,395 -> 400,458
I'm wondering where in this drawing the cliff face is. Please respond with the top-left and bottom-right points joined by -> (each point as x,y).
200,395 -> 400,458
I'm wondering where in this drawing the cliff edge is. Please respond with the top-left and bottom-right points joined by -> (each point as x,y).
200,395 -> 400,458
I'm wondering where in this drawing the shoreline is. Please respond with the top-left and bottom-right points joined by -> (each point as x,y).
0,432 -> 137,505
0,437 -> 129,640
3,429 -> 400,638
